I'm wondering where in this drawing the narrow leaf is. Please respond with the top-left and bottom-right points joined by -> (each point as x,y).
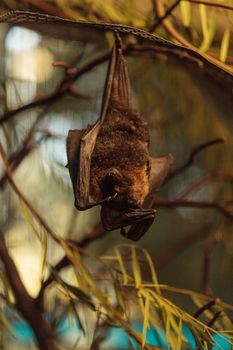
131,246 -> 141,288
142,248 -> 160,294
63,282 -> 95,310
180,1 -> 191,27
142,293 -> 150,348
199,5 -> 216,52
175,318 -> 183,350
115,247 -> 128,285
220,28 -> 230,63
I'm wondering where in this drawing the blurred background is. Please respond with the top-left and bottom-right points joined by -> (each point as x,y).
0,1 -> 232,349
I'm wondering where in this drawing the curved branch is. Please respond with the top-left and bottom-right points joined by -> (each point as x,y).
177,171 -> 233,200
0,142 -> 58,241
156,226 -> 210,268
193,298 -> 220,318
154,197 -> 233,219
184,0 -> 233,11
152,0 -> 233,73
0,235 -> 63,350
166,138 -> 225,182
150,0 -> 182,32
0,51 -> 111,125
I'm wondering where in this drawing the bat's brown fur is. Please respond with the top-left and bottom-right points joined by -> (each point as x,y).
67,39 -> 173,240
90,101 -> 150,207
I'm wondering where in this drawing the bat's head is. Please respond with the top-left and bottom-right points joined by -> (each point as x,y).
101,168 -> 123,196
90,164 -> 150,209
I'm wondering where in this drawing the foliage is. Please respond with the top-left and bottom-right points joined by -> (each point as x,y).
0,1 -> 232,349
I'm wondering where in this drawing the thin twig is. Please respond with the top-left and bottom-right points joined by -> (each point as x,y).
154,197 -> 233,219
0,234 -> 62,350
156,226 -> 209,268
0,108 -> 49,189
202,232 -> 222,296
207,311 -> 223,327
166,138 -> 225,182
193,298 -> 220,318
0,142 -> 58,241
184,0 -> 233,11
177,171 -> 233,200
37,222 -> 106,302
149,0 -> 182,32
0,51 -> 111,125
152,0 -> 233,73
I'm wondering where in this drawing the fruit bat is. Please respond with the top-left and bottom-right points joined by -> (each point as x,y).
66,34 -> 173,241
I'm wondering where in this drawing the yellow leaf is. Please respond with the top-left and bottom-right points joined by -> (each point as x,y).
115,247 -> 129,285
131,246 -> 141,288
141,248 -> 160,294
220,28 -> 230,63
165,312 -> 172,347
199,5 -> 216,52
175,319 -> 183,350
19,201 -> 41,240
19,200 -> 47,275
180,1 -> 191,27
142,292 -> 150,348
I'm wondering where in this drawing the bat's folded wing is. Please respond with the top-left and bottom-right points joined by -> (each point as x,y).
144,154 -> 174,208
67,128 -> 89,209
67,123 -> 103,210
67,129 -> 85,194
101,205 -> 155,230
101,154 -> 174,241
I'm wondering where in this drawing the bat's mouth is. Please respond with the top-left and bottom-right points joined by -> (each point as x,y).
100,168 -> 123,196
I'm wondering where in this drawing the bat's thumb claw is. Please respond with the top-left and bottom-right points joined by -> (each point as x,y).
114,32 -> 123,50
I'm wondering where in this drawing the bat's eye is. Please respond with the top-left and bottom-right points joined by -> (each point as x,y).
108,168 -> 121,179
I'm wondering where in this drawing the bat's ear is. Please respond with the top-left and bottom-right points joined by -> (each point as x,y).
66,129 -> 85,194
144,154 -> 173,208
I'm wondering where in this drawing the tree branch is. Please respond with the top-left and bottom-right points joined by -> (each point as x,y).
154,197 -> 233,219
207,310 -> 223,327
152,0 -> 233,73
166,138 -> 225,182
176,171 -> 233,200
0,142 -> 58,241
0,234 -> 63,350
150,0 -> 182,32
0,51 -> 111,125
193,298 -> 220,318
156,226 -> 209,268
202,232 -> 222,297
37,222 -> 106,303
184,0 -> 233,11
0,109 -> 49,189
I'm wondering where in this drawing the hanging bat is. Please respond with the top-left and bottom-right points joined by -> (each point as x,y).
66,34 -> 173,241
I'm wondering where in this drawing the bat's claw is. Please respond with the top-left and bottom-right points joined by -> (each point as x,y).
105,192 -> 118,202
114,32 -> 123,51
